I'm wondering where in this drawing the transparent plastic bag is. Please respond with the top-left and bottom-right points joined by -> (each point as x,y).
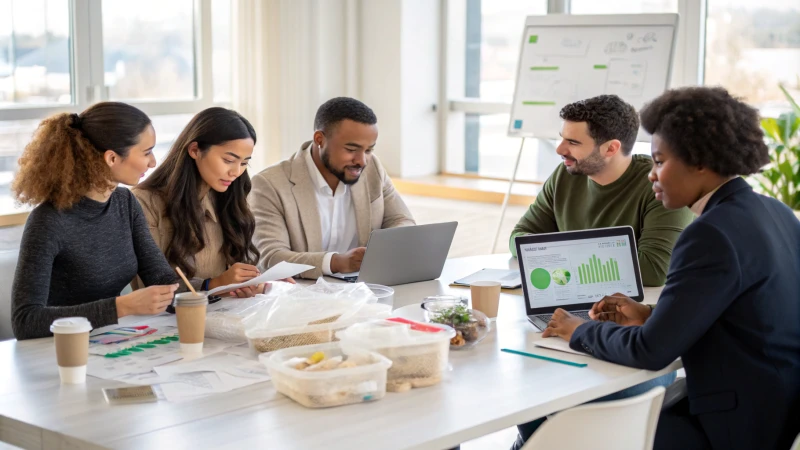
203,281 -> 296,342
243,278 -> 390,353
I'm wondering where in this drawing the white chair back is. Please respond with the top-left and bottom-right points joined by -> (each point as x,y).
0,249 -> 19,340
521,386 -> 666,450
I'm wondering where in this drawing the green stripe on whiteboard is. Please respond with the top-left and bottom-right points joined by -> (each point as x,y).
529,35 -> 538,43
530,66 -> 558,71
522,101 -> 556,106
593,64 -> 608,69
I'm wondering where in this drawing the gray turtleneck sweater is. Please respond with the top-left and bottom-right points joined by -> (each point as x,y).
11,187 -> 179,340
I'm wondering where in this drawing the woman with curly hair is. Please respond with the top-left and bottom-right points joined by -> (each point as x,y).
132,107 -> 270,297
542,87 -> 800,450
11,102 -> 180,340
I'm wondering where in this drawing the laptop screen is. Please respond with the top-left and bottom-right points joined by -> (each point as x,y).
518,232 -> 642,311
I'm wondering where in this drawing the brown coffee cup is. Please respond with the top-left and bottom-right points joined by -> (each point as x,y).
50,317 -> 92,384
174,292 -> 209,354
470,281 -> 502,319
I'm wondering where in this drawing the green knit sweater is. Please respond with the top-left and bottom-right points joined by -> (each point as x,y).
510,155 -> 694,286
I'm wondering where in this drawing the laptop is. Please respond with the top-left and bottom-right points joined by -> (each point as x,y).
514,226 -> 645,331
330,221 -> 458,286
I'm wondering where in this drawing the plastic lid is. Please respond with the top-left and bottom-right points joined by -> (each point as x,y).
50,317 -> 92,334
365,283 -> 394,298
337,318 -> 455,348
174,292 -> 208,307
421,295 -> 467,313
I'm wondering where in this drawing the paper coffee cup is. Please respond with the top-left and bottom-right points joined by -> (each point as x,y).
50,317 -> 92,384
174,292 -> 208,354
470,281 -> 502,319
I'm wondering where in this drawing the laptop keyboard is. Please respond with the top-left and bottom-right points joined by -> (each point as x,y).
536,310 -> 592,323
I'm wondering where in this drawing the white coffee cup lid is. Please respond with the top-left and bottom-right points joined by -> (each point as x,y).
174,292 -> 208,307
50,317 -> 92,334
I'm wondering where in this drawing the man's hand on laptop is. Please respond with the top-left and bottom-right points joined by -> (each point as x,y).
542,309 -> 585,341
331,247 -> 366,274
589,293 -> 651,326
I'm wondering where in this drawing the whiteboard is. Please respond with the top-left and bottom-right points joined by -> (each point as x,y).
508,14 -> 679,141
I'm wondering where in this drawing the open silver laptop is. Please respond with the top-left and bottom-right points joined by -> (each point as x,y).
514,226 -> 645,331
330,222 -> 458,286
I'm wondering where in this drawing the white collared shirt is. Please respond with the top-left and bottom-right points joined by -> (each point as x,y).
304,147 -> 359,275
689,177 -> 737,216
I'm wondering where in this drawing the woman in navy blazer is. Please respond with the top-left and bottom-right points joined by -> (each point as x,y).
544,86 -> 800,450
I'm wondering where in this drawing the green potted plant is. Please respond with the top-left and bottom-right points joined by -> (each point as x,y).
751,84 -> 800,218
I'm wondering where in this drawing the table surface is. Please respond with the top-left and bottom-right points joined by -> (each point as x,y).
0,254 -> 679,450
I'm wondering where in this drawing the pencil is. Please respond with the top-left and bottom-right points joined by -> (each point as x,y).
501,348 -> 588,368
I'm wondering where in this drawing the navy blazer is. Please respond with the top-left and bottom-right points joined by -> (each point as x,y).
570,178 -> 800,450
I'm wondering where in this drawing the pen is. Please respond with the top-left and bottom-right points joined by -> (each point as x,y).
501,348 -> 588,367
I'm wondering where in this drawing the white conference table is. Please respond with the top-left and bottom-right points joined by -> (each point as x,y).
0,254 -> 679,450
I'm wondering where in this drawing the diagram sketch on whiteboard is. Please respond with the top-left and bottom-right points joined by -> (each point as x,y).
605,60 -> 647,97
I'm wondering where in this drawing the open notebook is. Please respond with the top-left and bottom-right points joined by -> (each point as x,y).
452,268 -> 522,289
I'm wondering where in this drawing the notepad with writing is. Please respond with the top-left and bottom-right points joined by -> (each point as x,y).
452,268 -> 522,289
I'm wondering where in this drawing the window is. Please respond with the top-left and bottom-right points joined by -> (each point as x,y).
457,0 -> 547,177
0,0 -> 71,106
102,0 -> 197,101
704,0 -> 800,116
0,1 -> 231,218
212,0 -> 232,102
468,0 -> 548,102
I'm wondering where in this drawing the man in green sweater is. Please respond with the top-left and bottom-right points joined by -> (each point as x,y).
510,95 -> 693,286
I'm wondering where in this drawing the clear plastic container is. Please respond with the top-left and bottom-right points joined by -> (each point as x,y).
366,284 -> 394,308
422,299 -> 491,350
337,319 -> 455,392
246,303 -> 392,353
260,342 -> 392,408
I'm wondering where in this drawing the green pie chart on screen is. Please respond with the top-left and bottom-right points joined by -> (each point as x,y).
552,269 -> 571,286
530,268 -> 551,290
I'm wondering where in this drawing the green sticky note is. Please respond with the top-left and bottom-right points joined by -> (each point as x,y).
104,353 -> 120,358
153,339 -> 170,345
116,350 -> 131,356
137,344 -> 156,349
530,66 -> 558,71
529,35 -> 538,43
127,347 -> 143,352
166,336 -> 179,341
593,64 -> 608,69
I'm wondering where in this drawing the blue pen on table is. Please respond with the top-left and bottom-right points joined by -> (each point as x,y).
501,348 -> 587,368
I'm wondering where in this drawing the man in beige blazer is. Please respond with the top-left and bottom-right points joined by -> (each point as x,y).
248,97 -> 416,279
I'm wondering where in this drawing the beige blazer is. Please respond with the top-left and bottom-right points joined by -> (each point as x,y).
248,141 -> 416,279
131,187 -> 227,291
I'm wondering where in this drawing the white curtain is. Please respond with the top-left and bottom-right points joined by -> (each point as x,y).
231,0 -> 360,172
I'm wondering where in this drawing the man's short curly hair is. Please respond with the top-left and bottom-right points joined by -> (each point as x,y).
314,97 -> 377,134
640,86 -> 768,176
560,95 -> 639,155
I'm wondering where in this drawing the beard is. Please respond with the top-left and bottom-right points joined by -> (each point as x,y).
321,149 -> 364,185
565,146 -> 606,176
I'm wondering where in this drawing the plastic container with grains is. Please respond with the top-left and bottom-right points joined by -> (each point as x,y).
246,303 -> 392,353
260,342 -> 392,408
337,318 -> 455,392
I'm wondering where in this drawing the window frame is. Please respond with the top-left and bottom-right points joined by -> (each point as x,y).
440,0 -> 707,175
0,0 -> 227,220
